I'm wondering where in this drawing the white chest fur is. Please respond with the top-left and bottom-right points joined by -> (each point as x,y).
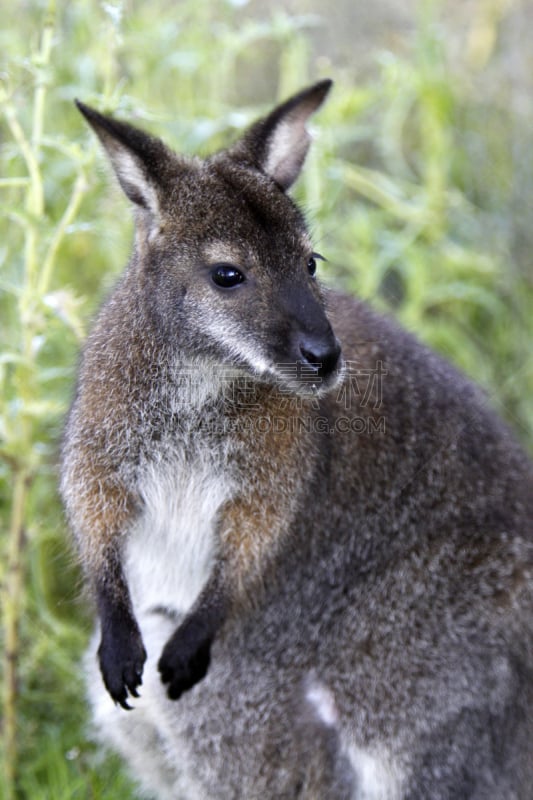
124,452 -> 233,617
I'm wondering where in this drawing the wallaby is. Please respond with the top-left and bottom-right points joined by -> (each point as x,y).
61,81 -> 533,799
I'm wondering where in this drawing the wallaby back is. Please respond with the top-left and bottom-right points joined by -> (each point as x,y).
62,83 -> 533,799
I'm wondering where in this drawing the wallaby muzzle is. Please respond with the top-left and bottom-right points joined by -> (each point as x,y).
277,285 -> 343,391
297,329 -> 342,383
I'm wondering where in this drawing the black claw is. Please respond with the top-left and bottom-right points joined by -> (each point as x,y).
124,663 -> 143,698
168,683 -> 184,701
159,668 -> 171,684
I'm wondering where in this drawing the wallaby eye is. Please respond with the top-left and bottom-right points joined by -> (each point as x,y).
307,252 -> 326,277
211,264 -> 246,289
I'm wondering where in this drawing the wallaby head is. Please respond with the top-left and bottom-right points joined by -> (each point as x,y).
76,80 -> 341,395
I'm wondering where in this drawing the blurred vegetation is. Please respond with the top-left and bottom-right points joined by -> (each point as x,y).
1,0 -> 531,797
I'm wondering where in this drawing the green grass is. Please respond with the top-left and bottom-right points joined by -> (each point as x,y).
1,0 -> 532,797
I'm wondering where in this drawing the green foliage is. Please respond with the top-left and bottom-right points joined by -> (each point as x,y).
1,0 -> 531,797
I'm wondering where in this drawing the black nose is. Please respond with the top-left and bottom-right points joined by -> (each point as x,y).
299,336 -> 342,380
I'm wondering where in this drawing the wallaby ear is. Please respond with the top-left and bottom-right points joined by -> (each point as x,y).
230,79 -> 332,191
75,101 -> 171,218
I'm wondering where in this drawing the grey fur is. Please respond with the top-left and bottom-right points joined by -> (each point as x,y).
62,82 -> 533,798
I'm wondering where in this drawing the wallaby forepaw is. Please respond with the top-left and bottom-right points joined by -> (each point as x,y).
98,628 -> 147,710
158,620 -> 213,700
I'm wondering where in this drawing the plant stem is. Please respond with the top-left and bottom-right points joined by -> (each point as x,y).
2,468 -> 31,800
31,4 -> 55,152
38,170 -> 88,296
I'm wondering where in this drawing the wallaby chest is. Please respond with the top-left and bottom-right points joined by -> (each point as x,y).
124,395 -> 236,618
